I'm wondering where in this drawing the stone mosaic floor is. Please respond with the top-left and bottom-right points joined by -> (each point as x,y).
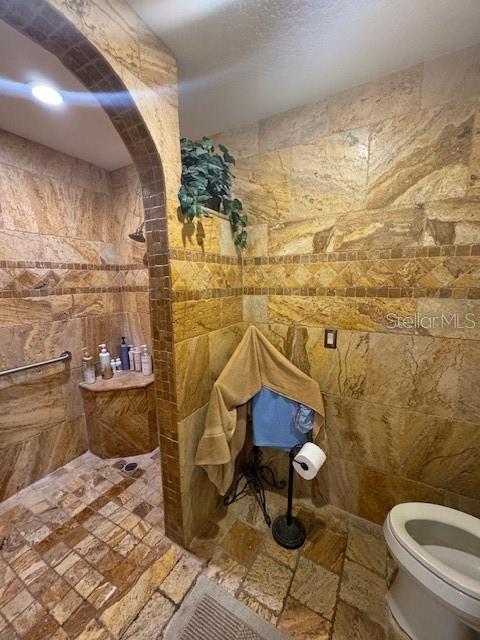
0,450 -> 407,640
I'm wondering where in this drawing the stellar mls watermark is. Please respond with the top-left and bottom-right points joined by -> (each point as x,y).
386,312 -> 477,330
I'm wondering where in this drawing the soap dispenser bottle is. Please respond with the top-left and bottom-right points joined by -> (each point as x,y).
81,348 -> 96,384
140,344 -> 152,376
99,344 -> 113,379
120,337 -> 130,370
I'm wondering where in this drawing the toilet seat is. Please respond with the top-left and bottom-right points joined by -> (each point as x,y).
387,503 -> 480,601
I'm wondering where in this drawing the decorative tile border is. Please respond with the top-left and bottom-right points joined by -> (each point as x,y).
244,286 -> 480,299
0,261 -> 145,270
0,286 -> 148,299
243,243 -> 480,265
169,248 -> 241,265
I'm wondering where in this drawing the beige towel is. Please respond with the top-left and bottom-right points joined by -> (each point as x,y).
195,325 -> 325,495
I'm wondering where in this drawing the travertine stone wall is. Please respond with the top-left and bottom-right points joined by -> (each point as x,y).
212,45 -> 480,524
171,216 -> 244,543
0,130 -> 151,500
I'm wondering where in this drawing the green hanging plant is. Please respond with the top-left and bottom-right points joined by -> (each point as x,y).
178,136 -> 248,249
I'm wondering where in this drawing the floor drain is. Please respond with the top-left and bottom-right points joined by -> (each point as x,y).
123,462 -> 138,474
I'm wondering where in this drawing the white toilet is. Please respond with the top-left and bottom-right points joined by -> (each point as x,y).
384,503 -> 480,640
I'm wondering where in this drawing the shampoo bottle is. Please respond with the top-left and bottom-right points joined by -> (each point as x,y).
133,347 -> 142,372
115,357 -> 122,372
120,337 -> 130,370
140,345 -> 152,376
99,344 -> 113,379
81,348 -> 96,384
128,345 -> 134,371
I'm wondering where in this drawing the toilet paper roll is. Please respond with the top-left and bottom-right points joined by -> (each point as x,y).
293,442 -> 326,480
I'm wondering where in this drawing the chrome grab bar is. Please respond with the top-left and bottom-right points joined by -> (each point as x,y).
0,351 -> 72,378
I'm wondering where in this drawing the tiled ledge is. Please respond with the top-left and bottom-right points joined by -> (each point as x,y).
79,371 -> 154,392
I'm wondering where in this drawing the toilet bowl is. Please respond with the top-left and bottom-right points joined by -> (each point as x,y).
384,503 -> 480,640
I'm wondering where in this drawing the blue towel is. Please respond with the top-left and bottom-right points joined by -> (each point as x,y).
251,387 -> 314,450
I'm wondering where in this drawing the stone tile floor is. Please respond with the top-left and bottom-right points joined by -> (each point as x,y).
0,450 -> 407,639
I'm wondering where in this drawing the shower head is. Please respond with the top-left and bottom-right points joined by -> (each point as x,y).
128,222 -> 145,243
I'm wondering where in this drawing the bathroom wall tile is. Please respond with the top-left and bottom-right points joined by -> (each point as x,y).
398,417 -> 480,499
367,102 -> 475,210
415,298 -> 480,340
468,109 -> 480,199
84,388 -> 156,459
0,372 -> 66,446
173,299 -> 222,342
444,491 -> 480,519
208,323 -> 245,382
221,295 -> 243,327
243,295 -> 268,323
252,323 -> 290,356
135,16 -> 178,91
358,466 -> 445,525
323,457 -> 360,516
0,130 -> 110,194
455,339 -> 480,423
305,328 -> 369,399
332,207 -> 425,252
178,406 -> 220,544
0,417 -> 87,501
268,214 -> 337,255
326,391 -> 480,499
259,100 -> 328,152
211,123 -> 259,160
291,129 -> 368,219
233,150 -> 291,224
49,0 -> 142,77
325,395 -> 401,473
327,65 -> 422,133
364,333 -> 461,418
424,198 -> 480,245
421,45 -> 480,109
175,335 -> 210,419
267,295 -> 416,334
244,223 -> 268,257
0,229 -> 44,262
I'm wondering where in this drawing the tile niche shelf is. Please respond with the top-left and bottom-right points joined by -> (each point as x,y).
80,372 -> 158,458
200,206 -> 229,221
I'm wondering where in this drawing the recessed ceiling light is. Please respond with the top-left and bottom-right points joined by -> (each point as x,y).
31,84 -> 64,106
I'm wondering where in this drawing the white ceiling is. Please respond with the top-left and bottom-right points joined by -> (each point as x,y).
129,0 -> 480,139
0,19 -> 131,170
1,2 -> 480,167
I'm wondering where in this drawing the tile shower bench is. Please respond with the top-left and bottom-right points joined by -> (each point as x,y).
80,372 -> 157,458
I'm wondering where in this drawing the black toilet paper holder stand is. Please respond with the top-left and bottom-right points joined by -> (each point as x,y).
272,444 -> 308,550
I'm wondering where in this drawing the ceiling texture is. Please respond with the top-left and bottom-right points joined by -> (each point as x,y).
0,19 -> 131,170
129,0 -> 480,139
1,1 -> 480,167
